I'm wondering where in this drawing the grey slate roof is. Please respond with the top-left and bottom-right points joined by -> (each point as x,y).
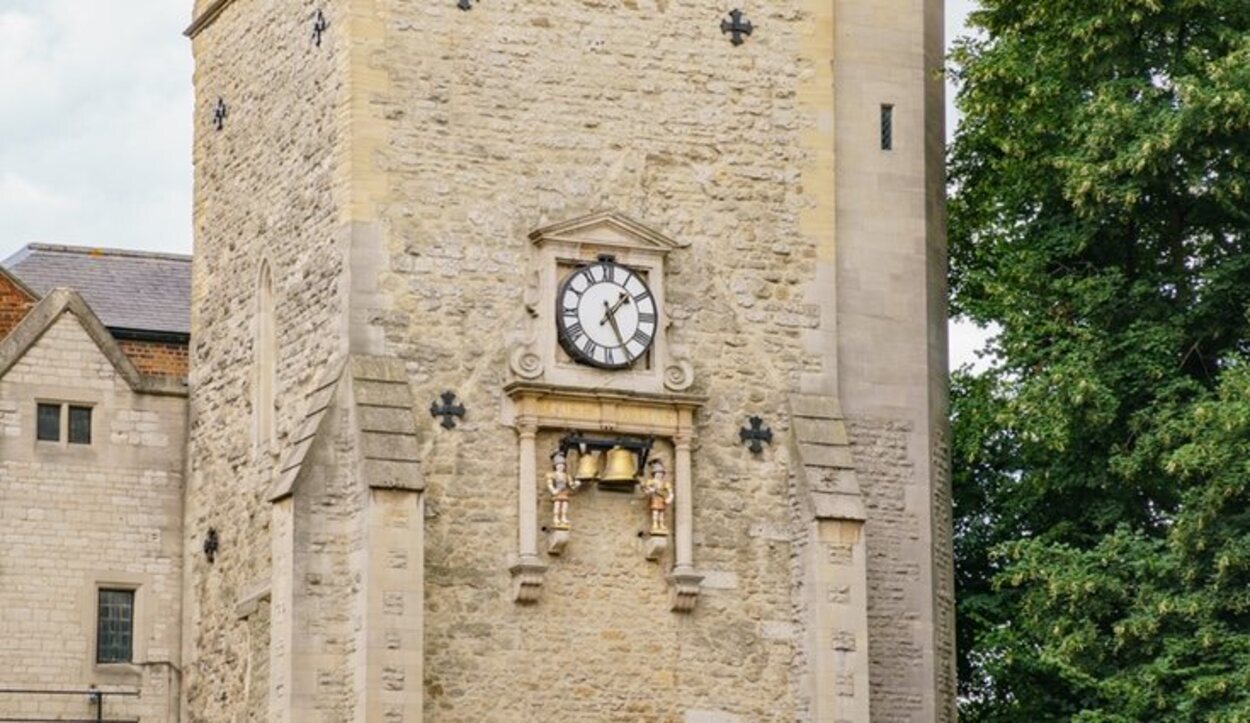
3,244 -> 191,335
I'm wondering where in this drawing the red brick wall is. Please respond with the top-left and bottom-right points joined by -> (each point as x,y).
0,273 -> 37,340
117,339 -> 190,378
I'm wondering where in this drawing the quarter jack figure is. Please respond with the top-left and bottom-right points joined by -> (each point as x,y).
640,458 -> 673,535
547,451 -> 579,529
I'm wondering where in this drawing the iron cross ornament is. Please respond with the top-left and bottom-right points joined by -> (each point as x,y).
431,391 -> 466,429
312,10 -> 329,46
739,416 -> 773,454
721,9 -> 753,46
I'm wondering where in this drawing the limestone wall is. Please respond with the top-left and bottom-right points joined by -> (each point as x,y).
184,0 -> 350,718
0,314 -> 185,723
345,2 -> 826,719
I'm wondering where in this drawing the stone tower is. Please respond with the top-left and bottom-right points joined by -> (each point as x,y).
184,0 -> 951,720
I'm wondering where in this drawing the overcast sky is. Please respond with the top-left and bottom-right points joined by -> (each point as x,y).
0,0 -> 988,365
0,1 -> 192,260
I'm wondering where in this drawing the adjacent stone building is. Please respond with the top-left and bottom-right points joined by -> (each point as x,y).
0,246 -> 190,723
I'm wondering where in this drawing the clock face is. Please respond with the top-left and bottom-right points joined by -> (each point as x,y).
557,260 -> 658,369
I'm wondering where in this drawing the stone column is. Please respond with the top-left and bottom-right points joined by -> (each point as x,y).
670,433 -> 701,611
511,417 -> 546,602
673,433 -> 693,572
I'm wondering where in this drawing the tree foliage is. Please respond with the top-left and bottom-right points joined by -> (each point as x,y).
948,0 -> 1250,719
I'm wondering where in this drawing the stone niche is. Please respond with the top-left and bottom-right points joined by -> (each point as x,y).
502,212 -> 704,611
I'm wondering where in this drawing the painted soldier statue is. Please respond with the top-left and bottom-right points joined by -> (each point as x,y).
546,451 -> 579,529
640,458 -> 674,535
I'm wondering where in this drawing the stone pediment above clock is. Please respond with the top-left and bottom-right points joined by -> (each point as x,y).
528,211 -> 688,255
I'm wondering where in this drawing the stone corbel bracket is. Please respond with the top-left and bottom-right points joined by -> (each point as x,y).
669,569 -> 704,613
510,559 -> 549,604
504,381 -> 705,609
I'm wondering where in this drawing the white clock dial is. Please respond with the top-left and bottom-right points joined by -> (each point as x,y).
557,259 -> 658,369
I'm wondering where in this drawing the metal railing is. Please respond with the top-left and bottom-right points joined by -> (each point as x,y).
0,686 -> 139,723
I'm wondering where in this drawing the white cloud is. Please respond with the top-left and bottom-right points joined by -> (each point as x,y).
0,1 -> 191,257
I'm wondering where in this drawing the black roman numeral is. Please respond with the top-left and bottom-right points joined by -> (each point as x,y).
638,312 -> 656,325
604,347 -> 617,365
566,322 -> 584,339
580,338 -> 600,359
632,329 -> 652,346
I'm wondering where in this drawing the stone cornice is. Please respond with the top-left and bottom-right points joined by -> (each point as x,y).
184,0 -> 242,39
503,381 -> 705,439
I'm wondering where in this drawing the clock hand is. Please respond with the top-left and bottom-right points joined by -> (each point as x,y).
599,292 -> 631,326
602,300 -> 627,347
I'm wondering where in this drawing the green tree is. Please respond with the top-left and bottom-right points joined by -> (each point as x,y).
948,0 -> 1250,719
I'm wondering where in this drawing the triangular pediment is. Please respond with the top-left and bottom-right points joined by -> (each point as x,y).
529,211 -> 686,254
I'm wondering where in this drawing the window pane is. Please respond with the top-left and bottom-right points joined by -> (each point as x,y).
68,406 -> 92,445
36,403 -> 60,442
97,589 -> 134,663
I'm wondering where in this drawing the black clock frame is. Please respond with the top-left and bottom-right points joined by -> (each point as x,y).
555,258 -> 657,370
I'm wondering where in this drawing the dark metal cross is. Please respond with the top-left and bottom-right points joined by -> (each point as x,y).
431,391 -> 466,429
721,9 -> 753,46
213,98 -> 228,131
203,528 -> 220,563
312,10 -> 329,47
739,416 -> 773,454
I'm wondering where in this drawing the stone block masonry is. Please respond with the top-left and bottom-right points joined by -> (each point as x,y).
0,314 -> 185,723
184,0 -> 952,720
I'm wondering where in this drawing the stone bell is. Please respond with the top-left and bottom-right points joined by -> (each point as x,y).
600,446 -> 639,486
574,449 -> 602,483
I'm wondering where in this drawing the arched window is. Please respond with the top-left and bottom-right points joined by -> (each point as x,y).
255,260 -> 276,453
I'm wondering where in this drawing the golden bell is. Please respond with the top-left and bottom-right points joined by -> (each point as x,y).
600,446 -> 639,484
574,450 -> 602,483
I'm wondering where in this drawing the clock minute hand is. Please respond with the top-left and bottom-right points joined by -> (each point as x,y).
602,300 -> 627,347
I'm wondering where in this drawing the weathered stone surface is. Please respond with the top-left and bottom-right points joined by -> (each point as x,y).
182,0 -> 951,720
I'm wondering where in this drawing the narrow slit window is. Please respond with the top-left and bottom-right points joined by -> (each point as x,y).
255,261 -> 276,452
36,403 -> 60,442
880,104 -> 894,151
69,406 -> 92,445
97,589 -> 134,664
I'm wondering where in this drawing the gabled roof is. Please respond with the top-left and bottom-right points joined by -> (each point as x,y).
0,288 -> 187,397
4,244 -> 191,336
